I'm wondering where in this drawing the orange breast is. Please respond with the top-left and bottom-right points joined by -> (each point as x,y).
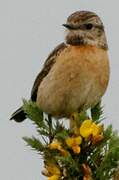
37,45 -> 110,117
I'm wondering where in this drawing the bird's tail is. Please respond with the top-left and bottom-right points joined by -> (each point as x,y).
10,107 -> 26,122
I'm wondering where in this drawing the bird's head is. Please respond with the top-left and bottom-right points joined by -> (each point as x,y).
63,11 -> 108,49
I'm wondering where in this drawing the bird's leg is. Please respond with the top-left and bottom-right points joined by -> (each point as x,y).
48,114 -> 53,143
70,112 -> 80,131
70,110 -> 90,131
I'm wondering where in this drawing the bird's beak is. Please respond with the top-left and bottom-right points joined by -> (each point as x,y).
62,24 -> 73,29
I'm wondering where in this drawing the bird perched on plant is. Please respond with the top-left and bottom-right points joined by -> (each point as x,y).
10,11 -> 110,122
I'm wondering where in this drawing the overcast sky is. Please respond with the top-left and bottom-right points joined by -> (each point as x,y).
0,0 -> 119,180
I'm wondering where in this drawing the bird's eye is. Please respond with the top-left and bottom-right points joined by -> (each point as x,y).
85,23 -> 93,30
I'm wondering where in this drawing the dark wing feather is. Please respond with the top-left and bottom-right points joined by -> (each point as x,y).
10,42 -> 67,122
31,42 -> 67,101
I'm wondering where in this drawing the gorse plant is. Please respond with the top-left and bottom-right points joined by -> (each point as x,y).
22,100 -> 119,180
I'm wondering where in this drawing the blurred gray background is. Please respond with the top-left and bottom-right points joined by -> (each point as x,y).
0,0 -> 119,179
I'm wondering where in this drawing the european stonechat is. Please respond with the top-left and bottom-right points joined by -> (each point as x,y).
10,11 -> 110,122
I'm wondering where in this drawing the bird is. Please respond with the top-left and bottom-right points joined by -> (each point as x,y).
10,10 -> 110,122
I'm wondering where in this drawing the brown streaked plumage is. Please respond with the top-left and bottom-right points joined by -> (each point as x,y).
10,11 -> 110,122
31,43 -> 67,101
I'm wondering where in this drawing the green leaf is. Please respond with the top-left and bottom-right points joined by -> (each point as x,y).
23,136 -> 45,152
37,129 -> 49,137
22,99 -> 47,129
78,111 -> 89,122
56,155 -> 77,169
91,101 -> 103,122
55,130 -> 69,141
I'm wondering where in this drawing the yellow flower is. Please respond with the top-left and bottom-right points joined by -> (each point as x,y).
46,164 -> 60,175
79,120 -> 93,138
79,119 -> 102,138
49,140 -> 62,150
72,145 -> 81,154
66,136 -> 82,146
66,136 -> 82,154
48,174 -> 60,180
43,163 -> 61,180
91,123 -> 102,137
47,165 -> 60,180
48,140 -> 68,156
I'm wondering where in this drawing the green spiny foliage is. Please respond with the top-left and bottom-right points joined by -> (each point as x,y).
23,136 -> 45,153
22,100 -> 119,180
96,129 -> 119,179
91,101 -> 104,123
23,99 -> 46,129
